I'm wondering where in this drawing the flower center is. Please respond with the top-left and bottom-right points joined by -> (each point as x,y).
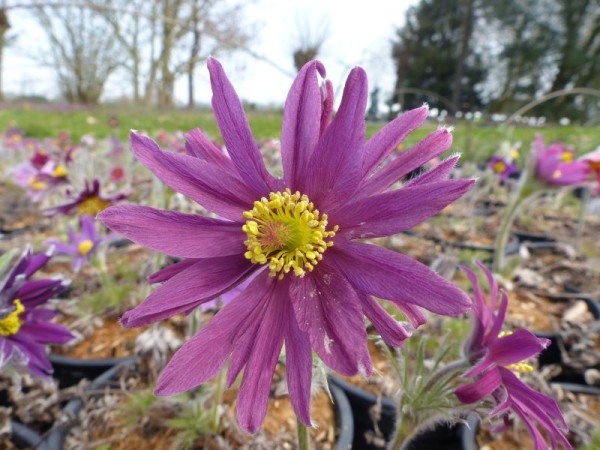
52,165 -> 68,178
28,176 -> 47,191
0,300 -> 25,336
560,152 -> 573,163
242,189 -> 338,279
76,197 -> 109,215
498,331 -> 534,376
493,161 -> 506,173
78,239 -> 94,256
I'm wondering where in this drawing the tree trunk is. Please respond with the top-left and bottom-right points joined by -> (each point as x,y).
451,0 -> 474,114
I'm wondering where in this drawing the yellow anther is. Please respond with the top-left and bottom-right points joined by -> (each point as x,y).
52,165 -> 68,178
0,300 -> 25,336
242,189 -> 337,278
493,161 -> 506,173
78,239 -> 94,256
76,196 -> 110,216
498,331 -> 535,376
28,176 -> 47,191
560,152 -> 573,163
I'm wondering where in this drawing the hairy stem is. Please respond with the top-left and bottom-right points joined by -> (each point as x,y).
492,189 -> 526,273
297,418 -> 310,450
210,366 -> 227,433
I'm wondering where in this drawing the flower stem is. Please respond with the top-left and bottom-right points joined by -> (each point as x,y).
297,418 -> 311,450
492,191 -> 525,273
422,359 -> 469,392
576,186 -> 589,251
209,366 -> 226,433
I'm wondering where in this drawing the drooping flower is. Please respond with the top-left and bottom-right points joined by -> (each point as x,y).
455,262 -> 571,450
99,58 -> 474,432
534,135 -> 590,186
45,215 -> 104,271
580,148 -> 600,193
44,178 -> 128,216
0,249 -> 73,377
488,155 -> 517,181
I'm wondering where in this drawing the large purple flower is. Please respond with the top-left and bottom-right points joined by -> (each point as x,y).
0,249 -> 73,377
98,58 -> 474,432
45,215 -> 104,272
534,135 -> 590,186
455,262 -> 571,450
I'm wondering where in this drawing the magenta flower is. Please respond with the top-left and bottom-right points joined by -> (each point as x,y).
581,149 -> 600,193
455,262 -> 571,450
534,135 -> 590,186
45,215 -> 103,271
488,155 -> 517,181
10,160 -> 69,201
0,249 -> 73,378
98,58 -> 474,432
44,178 -> 128,217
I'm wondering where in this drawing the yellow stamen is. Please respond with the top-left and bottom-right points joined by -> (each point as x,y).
28,176 -> 47,191
493,161 -> 506,173
0,300 -> 25,336
242,189 -> 338,279
76,196 -> 110,215
560,152 -> 573,163
78,239 -> 94,256
510,149 -> 519,160
498,331 -> 534,376
52,165 -> 68,178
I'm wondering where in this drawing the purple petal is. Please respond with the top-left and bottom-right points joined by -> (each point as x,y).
148,259 -> 199,283
331,241 -> 471,316
236,280 -> 287,433
98,205 -> 245,258
19,321 -> 74,344
289,261 -> 372,376
304,67 -> 368,208
360,295 -> 412,347
9,334 -> 53,376
130,132 -> 254,221
121,255 -> 255,327
488,329 -> 548,366
281,60 -> 326,191
455,368 -> 502,404
23,253 -> 51,278
405,154 -> 460,186
207,58 -> 278,194
184,128 -> 232,168
284,300 -> 313,425
320,79 -> 334,134
360,127 -> 453,197
155,272 -> 275,396
17,279 -> 66,308
333,179 -> 475,239
360,106 -> 429,177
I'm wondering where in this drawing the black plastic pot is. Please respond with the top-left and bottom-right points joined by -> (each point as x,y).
513,230 -> 557,244
10,420 -> 51,450
46,360 -> 134,450
535,297 -> 600,385
49,354 -> 136,388
329,376 -> 474,450
330,382 -> 355,450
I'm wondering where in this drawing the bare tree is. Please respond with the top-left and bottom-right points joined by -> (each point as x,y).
32,2 -> 123,104
0,5 -> 9,101
291,14 -> 329,72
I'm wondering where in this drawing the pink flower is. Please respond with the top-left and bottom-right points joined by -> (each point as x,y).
534,135 -> 590,186
99,58 -> 474,432
455,262 -> 571,450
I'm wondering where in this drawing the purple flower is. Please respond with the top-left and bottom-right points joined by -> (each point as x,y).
44,179 -> 128,216
488,155 -> 517,181
534,135 -> 590,186
45,215 -> 103,271
455,262 -> 571,450
98,58 -> 474,432
0,249 -> 73,378
10,160 -> 69,201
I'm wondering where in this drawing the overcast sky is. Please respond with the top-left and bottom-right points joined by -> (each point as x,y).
3,0 -> 417,106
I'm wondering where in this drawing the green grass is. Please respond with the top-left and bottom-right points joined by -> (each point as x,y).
1,105 -> 599,163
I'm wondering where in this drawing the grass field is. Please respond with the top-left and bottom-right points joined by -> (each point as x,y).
1,104 -> 599,163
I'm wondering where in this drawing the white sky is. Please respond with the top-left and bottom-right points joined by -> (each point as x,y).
3,0 -> 417,107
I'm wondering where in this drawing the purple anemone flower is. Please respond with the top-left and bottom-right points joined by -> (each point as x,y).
45,215 -> 103,272
10,160 -> 69,201
488,155 -> 517,181
44,178 -> 129,217
534,135 -> 590,186
98,58 -> 474,432
455,262 -> 571,450
0,249 -> 73,378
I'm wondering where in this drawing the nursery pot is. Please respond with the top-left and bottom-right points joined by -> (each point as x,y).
49,354 -> 136,388
329,376 -> 474,450
10,420 -> 51,450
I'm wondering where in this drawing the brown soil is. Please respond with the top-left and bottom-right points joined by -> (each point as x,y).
53,318 -> 144,359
